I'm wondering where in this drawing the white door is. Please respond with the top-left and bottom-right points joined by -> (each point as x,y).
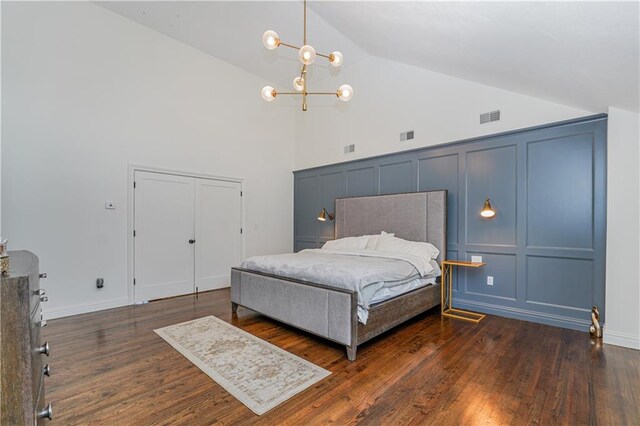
195,179 -> 242,291
133,170 -> 242,302
134,171 -> 195,302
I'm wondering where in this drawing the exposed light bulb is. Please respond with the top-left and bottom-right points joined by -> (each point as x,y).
337,84 -> 353,102
261,86 -> 276,102
298,45 -> 316,65
262,30 -> 280,50
329,51 -> 343,67
293,77 -> 305,92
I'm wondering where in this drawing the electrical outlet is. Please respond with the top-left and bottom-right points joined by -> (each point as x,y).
471,256 -> 483,263
96,278 -> 104,289
487,276 -> 494,286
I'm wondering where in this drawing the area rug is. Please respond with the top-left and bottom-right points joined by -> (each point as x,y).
154,315 -> 331,415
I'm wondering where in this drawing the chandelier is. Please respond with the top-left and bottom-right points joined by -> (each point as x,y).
260,0 -> 353,111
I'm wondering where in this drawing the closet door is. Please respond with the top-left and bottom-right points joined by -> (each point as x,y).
134,171 -> 195,302
195,179 -> 242,291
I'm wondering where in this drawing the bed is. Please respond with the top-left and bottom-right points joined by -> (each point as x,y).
230,191 -> 447,361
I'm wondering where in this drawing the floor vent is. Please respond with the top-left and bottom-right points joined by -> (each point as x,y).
480,110 -> 501,124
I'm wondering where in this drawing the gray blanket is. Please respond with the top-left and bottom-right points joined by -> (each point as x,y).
240,249 -> 434,309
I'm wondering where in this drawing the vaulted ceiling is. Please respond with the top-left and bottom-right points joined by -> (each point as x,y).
98,1 -> 639,113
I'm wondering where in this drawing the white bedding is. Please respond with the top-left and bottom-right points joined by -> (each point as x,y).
358,276 -> 437,323
240,249 -> 441,324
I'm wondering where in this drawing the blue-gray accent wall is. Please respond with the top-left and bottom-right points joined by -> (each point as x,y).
293,114 -> 607,332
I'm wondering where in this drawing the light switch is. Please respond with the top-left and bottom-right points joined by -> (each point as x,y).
105,202 -> 116,210
487,276 -> 494,286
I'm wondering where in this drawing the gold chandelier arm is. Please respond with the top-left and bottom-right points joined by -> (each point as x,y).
279,42 -> 333,63
279,41 -> 301,50
278,92 -> 304,95
306,92 -> 339,96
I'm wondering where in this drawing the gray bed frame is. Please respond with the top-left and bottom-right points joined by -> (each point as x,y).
230,191 -> 447,361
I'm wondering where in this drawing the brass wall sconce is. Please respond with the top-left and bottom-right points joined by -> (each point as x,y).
317,208 -> 334,222
481,199 -> 496,218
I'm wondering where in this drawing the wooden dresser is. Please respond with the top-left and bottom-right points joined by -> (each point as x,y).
1,251 -> 53,424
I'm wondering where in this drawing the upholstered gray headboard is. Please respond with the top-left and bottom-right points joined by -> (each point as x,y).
334,191 -> 447,263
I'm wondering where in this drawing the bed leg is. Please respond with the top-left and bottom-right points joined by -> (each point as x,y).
346,346 -> 357,361
231,302 -> 238,314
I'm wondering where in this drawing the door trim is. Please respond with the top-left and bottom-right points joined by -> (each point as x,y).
127,164 -> 245,305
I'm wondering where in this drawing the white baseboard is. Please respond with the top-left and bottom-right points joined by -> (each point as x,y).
604,329 -> 640,350
44,297 -> 130,319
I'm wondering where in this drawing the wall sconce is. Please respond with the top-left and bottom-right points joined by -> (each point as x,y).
481,199 -> 496,219
317,208 -> 334,222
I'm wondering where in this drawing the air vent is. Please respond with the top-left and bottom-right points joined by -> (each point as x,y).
400,130 -> 415,142
480,110 -> 501,124
344,144 -> 355,154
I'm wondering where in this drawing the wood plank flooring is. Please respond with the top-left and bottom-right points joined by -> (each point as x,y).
42,289 -> 639,425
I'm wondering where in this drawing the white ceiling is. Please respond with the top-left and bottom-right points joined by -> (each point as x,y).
98,1 -> 640,113
96,1 -> 367,91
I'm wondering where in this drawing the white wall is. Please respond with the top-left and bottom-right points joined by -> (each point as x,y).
605,107 -> 640,349
294,55 -> 593,170
2,2 -> 295,318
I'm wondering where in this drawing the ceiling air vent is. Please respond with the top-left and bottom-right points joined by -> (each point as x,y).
480,110 -> 501,124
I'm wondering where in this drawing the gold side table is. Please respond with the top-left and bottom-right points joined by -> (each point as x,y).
441,260 -> 487,323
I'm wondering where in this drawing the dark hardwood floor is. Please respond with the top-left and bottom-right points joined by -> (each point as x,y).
43,289 -> 639,425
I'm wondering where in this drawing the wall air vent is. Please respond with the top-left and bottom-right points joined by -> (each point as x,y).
400,130 -> 415,142
344,144 -> 355,154
480,110 -> 501,124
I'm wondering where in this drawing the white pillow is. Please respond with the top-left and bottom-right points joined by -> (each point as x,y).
365,231 -> 394,250
375,233 -> 440,260
322,236 -> 369,250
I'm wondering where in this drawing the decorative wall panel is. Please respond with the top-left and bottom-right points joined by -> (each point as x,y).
346,167 -> 376,197
527,134 -> 594,249
465,146 -> 517,246
379,160 -> 413,194
319,172 -> 345,240
418,154 -> 459,244
293,115 -> 607,331
526,256 -> 594,312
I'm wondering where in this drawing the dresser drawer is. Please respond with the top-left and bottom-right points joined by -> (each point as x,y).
1,251 -> 50,425
30,304 -> 45,408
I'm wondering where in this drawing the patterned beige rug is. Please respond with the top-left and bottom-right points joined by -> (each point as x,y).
154,315 -> 331,415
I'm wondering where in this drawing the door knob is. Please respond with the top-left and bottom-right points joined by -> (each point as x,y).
189,239 -> 196,244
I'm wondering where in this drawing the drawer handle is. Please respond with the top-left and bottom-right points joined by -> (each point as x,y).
37,342 -> 50,357
43,364 -> 51,377
37,403 -> 53,420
